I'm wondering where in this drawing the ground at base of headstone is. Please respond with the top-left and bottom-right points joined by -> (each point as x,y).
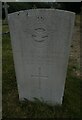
2,15 -> 81,118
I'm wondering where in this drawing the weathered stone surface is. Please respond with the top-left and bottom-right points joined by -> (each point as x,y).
8,9 -> 75,104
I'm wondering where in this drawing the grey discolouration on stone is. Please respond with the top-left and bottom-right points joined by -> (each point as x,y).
8,9 -> 75,105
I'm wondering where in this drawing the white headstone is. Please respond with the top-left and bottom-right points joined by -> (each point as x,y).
8,9 -> 75,105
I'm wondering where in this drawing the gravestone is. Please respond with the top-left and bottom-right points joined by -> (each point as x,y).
2,2 -> 9,22
8,9 -> 75,105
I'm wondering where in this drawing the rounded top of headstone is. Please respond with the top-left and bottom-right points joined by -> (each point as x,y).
8,9 -> 75,16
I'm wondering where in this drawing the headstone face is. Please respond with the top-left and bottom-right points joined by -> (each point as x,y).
8,9 -> 75,105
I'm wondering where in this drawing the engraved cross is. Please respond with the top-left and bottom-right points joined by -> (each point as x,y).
31,67 -> 48,89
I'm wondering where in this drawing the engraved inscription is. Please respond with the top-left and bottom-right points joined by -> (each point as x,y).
32,27 -> 48,42
31,67 -> 48,89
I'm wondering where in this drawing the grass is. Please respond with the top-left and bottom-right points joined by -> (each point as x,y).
0,20 -> 2,119
2,20 -> 81,118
